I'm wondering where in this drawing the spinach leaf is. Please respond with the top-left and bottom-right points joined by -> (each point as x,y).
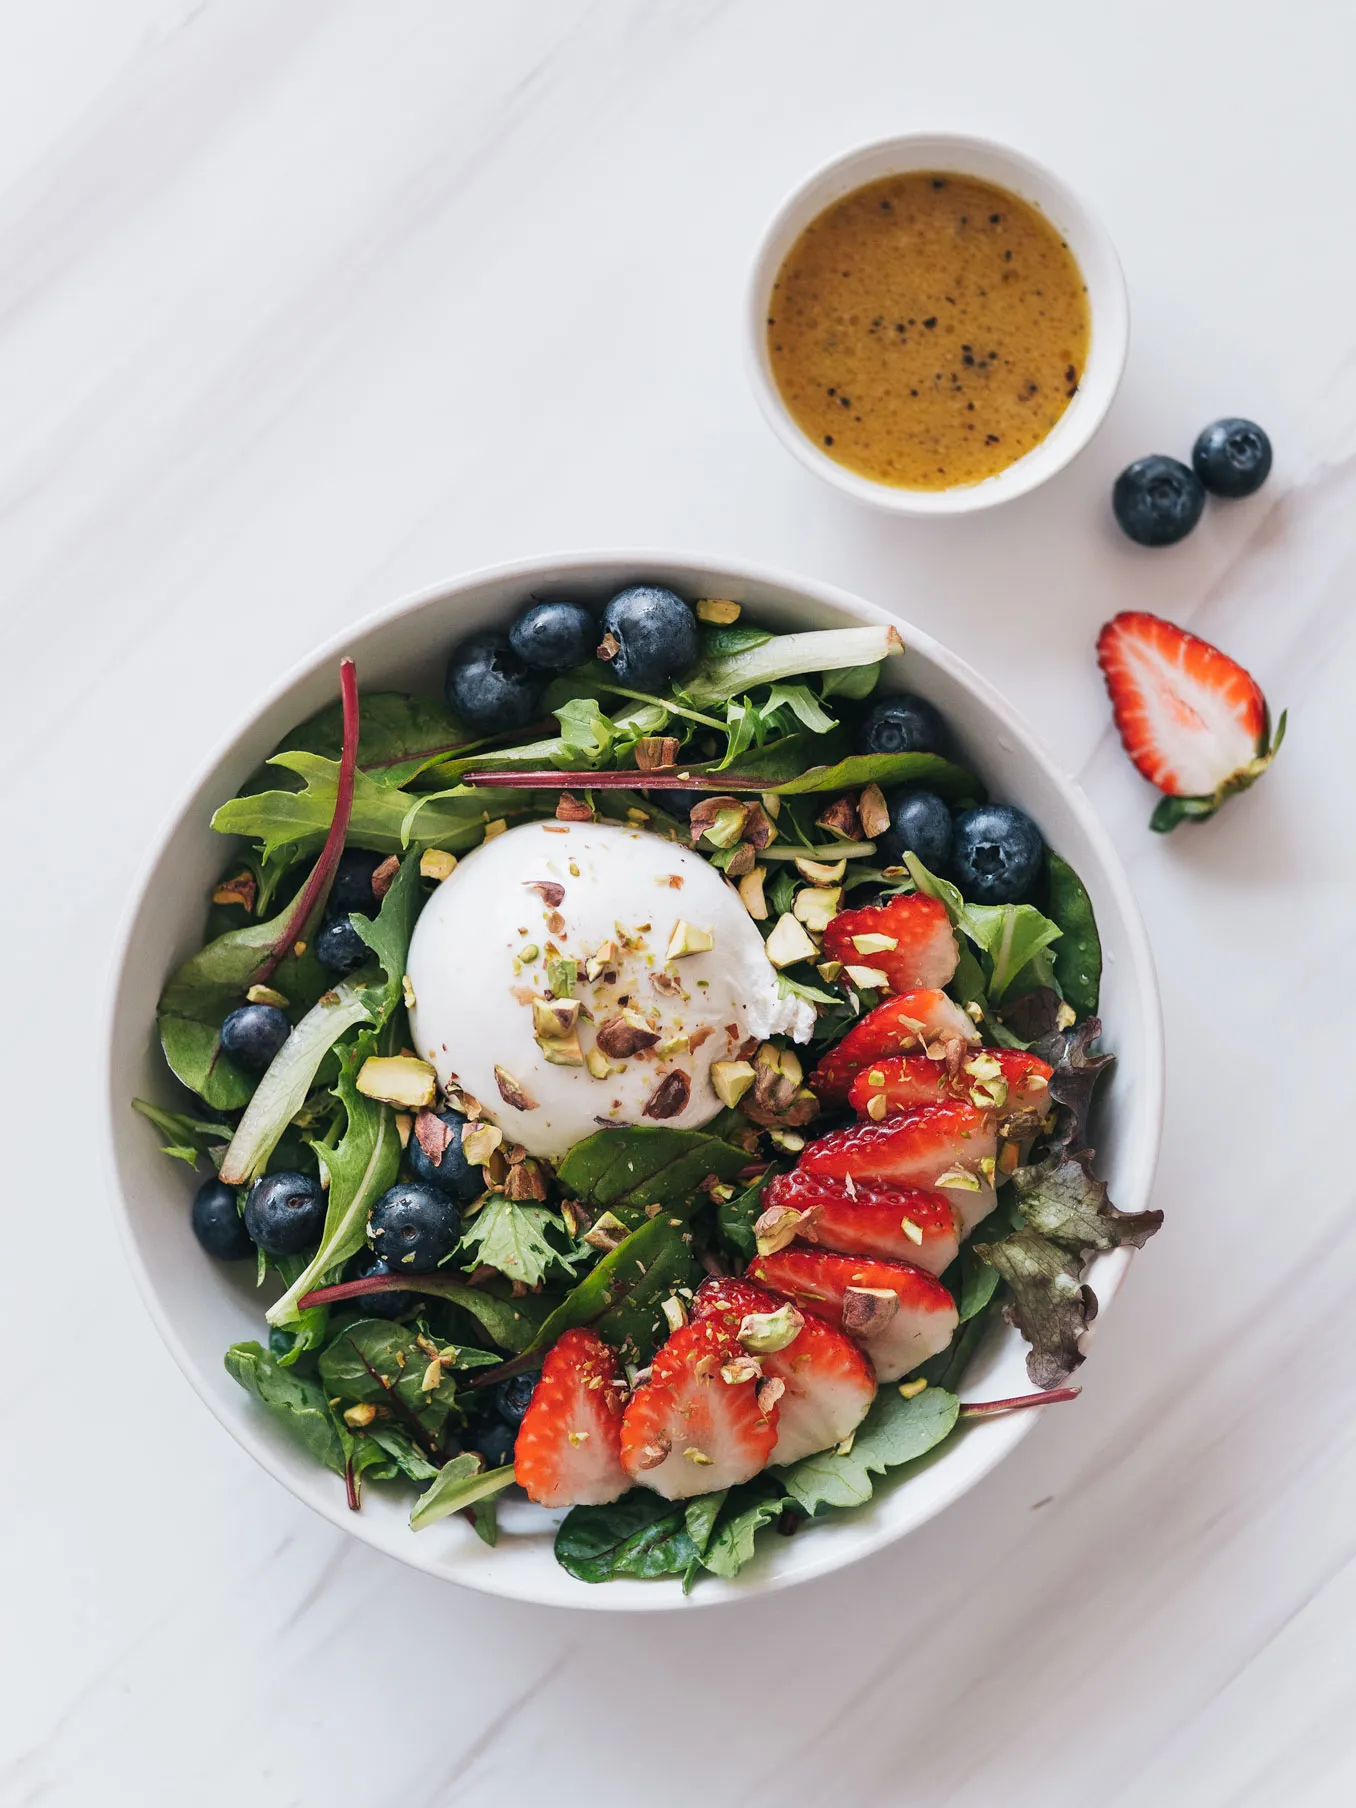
955,1243 -> 1002,1323
555,1126 -> 749,1228
317,1318 -> 460,1430
366,1425 -> 441,1482
224,1341 -> 347,1475
271,1252 -> 330,1366
409,1456 -> 516,1531
717,1175 -> 772,1260
279,691 -> 480,788
819,661 -> 882,701
1045,852 -> 1102,1017
696,1476 -> 787,1579
529,1205 -> 702,1366
267,1034 -> 401,1328
554,1490 -> 698,1582
458,1197 -> 581,1289
778,1384 -> 960,1514
769,751 -> 978,801
131,1098 -> 234,1168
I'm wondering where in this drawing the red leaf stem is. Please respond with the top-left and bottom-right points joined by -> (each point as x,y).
459,768 -> 773,792
958,1386 -> 1082,1418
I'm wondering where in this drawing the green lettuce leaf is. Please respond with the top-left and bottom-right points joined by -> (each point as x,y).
554,1490 -> 700,1582
224,1341 -> 347,1475
904,852 -> 1062,1000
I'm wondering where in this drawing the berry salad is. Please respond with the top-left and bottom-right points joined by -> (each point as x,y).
134,585 -> 1161,1587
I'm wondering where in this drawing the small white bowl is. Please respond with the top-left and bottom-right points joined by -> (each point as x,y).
747,133 -> 1130,515
103,552 -> 1163,1611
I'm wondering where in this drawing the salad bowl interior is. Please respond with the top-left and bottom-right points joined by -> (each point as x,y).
104,551 -> 1164,1610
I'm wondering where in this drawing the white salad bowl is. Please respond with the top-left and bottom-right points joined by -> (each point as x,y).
747,133 -> 1130,515
103,551 -> 1163,1611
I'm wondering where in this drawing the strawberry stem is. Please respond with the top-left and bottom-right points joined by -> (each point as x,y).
959,1386 -> 1081,1417
255,658 -> 360,985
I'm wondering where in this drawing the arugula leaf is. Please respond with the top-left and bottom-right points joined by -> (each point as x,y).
696,1476 -> 787,1579
278,690 -> 480,788
974,1231 -> 1092,1390
218,976 -> 374,1185
769,751 -> 978,801
681,625 -> 899,707
1010,1149 -> 1164,1254
776,971 -> 841,1007
1046,853 -> 1102,1016
552,695 -> 617,764
458,1196 -> 580,1289
409,1455 -> 516,1531
555,1126 -> 749,1228
131,1098 -> 233,1168
529,1205 -> 702,1365
266,1035 -> 401,1328
904,852 -> 1062,1001
224,1341 -> 347,1475
554,1489 -> 699,1582
778,1384 -> 960,1513
213,755 -> 540,862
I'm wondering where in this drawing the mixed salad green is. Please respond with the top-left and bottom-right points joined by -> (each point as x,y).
133,587 -> 1161,1586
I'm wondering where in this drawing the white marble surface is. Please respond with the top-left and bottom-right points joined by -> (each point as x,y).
3,1 -> 1354,1802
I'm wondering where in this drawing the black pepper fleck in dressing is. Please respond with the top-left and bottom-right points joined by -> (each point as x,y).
767,169 -> 1090,489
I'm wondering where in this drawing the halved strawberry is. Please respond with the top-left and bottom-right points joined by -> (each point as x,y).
799,1101 -> 997,1232
761,1170 -> 961,1273
748,1249 -> 958,1382
847,1049 -> 1052,1125
512,1328 -> 629,1509
809,990 -> 980,1104
1096,610 -> 1284,832
821,892 -> 957,994
619,1317 -> 778,1499
691,1276 -> 876,1464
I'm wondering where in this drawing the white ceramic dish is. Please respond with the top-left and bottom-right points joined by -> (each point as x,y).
746,133 -> 1130,515
103,551 -> 1163,1611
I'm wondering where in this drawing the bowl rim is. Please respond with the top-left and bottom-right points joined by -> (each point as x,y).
101,547 -> 1164,1610
745,130 -> 1131,516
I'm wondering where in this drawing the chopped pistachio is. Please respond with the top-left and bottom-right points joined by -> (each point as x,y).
721,1354 -> 763,1386
246,984 -> 288,1008
1056,1001 -> 1077,1030
934,1164 -> 982,1192
494,1065 -> 539,1112
532,997 -> 581,1040
655,1033 -> 690,1059
585,1045 -> 620,1081
665,919 -> 714,960
661,1295 -> 688,1334
545,954 -> 577,998
738,865 -> 768,921
844,963 -> 889,989
765,912 -> 819,969
626,807 -> 650,823
695,597 -> 742,624
841,1286 -> 900,1336
737,1301 -> 805,1352
401,973 -> 417,1010
794,854 -> 848,884
420,1358 -> 444,1394
585,940 -> 619,981
702,806 -> 747,850
760,792 -> 782,820
816,960 -> 843,982
355,1054 -> 437,1110
461,1122 -> 503,1166
965,1053 -> 1003,1082
482,818 -> 508,842
857,782 -> 891,839
582,1210 -> 629,1252
978,1154 -> 997,1181
343,1402 -> 379,1429
684,1447 -> 715,1466
793,885 -> 842,933
901,1216 -> 924,1245
865,1093 -> 888,1121
710,1058 -> 756,1108
850,932 -> 898,956
419,848 -> 457,881
394,1112 -> 414,1149
768,1128 -> 806,1155
898,1377 -> 929,1400
970,1078 -> 1009,1111
964,1000 -> 985,1023
540,1030 -> 586,1067
834,1430 -> 856,1457
753,1202 -> 820,1256
757,1377 -> 787,1413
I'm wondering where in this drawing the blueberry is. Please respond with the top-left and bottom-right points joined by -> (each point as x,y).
951,803 -> 1044,904
343,1248 -> 415,1319
219,1003 -> 291,1073
509,600 -> 597,672
598,586 -> 699,691
1112,456 -> 1205,546
314,913 -> 369,974
191,1178 -> 253,1260
471,1419 -> 518,1471
368,1182 -> 461,1273
404,1107 -> 481,1202
856,693 -> 949,758
879,789 -> 953,871
329,848 -> 383,918
494,1367 -> 540,1425
244,1171 -> 326,1256
445,631 -> 544,733
1192,418 -> 1272,499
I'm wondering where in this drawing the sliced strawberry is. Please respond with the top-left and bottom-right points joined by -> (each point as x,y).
512,1328 -> 629,1509
799,1101 -> 998,1232
690,1276 -> 876,1464
1096,611 -> 1283,830
821,892 -> 957,995
761,1170 -> 961,1274
620,1317 -> 778,1500
809,990 -> 980,1104
749,1249 -> 958,1382
847,1049 -> 1052,1124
